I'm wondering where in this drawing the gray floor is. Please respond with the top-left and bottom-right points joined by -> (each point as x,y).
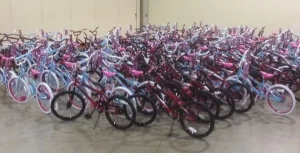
0,87 -> 299,153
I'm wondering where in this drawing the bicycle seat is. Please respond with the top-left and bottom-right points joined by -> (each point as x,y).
238,48 -> 246,54
183,55 -> 191,61
259,37 -> 266,41
200,46 -> 208,51
131,70 -> 143,77
103,70 -> 116,77
30,69 -> 41,76
279,50 -> 289,55
64,61 -> 76,69
218,62 -> 234,68
260,71 -> 274,79
238,45 -> 246,50
63,54 -> 71,59
118,47 -> 126,52
1,56 -> 13,61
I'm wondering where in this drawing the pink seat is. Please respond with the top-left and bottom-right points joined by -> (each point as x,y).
219,62 -> 234,68
279,50 -> 289,55
183,56 -> 191,61
291,42 -> 299,48
30,69 -> 41,76
63,54 -> 71,59
1,56 -> 13,61
260,71 -> 274,79
131,70 -> 143,77
103,70 -> 116,77
239,48 -> 246,54
64,62 -> 76,69
200,46 -> 208,51
118,47 -> 126,52
238,45 -> 246,50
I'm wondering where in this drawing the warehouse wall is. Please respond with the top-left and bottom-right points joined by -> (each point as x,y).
148,0 -> 300,34
0,0 -> 138,35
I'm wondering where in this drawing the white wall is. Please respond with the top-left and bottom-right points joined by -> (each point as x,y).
148,0 -> 300,34
0,0 -> 138,35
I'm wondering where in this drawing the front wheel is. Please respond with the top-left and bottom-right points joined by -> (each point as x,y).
179,102 -> 215,138
210,88 -> 234,119
227,83 -> 254,113
267,84 -> 296,115
36,82 -> 54,114
40,70 -> 60,92
51,91 -> 86,121
8,77 -> 30,103
128,94 -> 157,126
105,95 -> 136,130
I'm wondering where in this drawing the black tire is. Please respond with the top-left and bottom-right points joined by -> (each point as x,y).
193,91 -> 220,119
51,91 -> 86,121
227,83 -> 254,113
134,84 -> 162,111
105,95 -> 136,130
210,88 -> 234,119
128,94 -> 157,126
179,102 -> 215,138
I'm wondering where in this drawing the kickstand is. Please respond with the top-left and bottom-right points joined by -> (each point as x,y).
93,111 -> 101,129
168,119 -> 175,136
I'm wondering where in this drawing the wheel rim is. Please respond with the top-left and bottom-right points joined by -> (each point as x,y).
267,87 -> 294,114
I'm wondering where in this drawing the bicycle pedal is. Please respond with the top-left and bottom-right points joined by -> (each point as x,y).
84,114 -> 92,120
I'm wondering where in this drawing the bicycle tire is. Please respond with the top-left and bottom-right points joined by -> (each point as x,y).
210,88 -> 234,119
267,84 -> 296,115
179,101 -> 215,138
128,94 -> 157,126
193,90 -> 220,119
105,95 -> 136,130
227,82 -> 254,113
51,91 -> 86,121
36,82 -> 53,114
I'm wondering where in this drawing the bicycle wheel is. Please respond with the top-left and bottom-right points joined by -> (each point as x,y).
193,91 -> 220,119
105,95 -> 136,130
128,94 -> 157,126
0,69 -> 4,84
210,88 -> 234,119
40,70 -> 60,92
135,84 -> 164,111
67,81 -> 91,109
267,84 -> 296,115
112,87 -> 132,97
51,91 -> 86,121
8,77 -> 30,103
227,83 -> 254,113
179,102 -> 215,138
36,82 -> 53,114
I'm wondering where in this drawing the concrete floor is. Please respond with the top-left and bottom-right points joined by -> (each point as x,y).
0,88 -> 299,153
